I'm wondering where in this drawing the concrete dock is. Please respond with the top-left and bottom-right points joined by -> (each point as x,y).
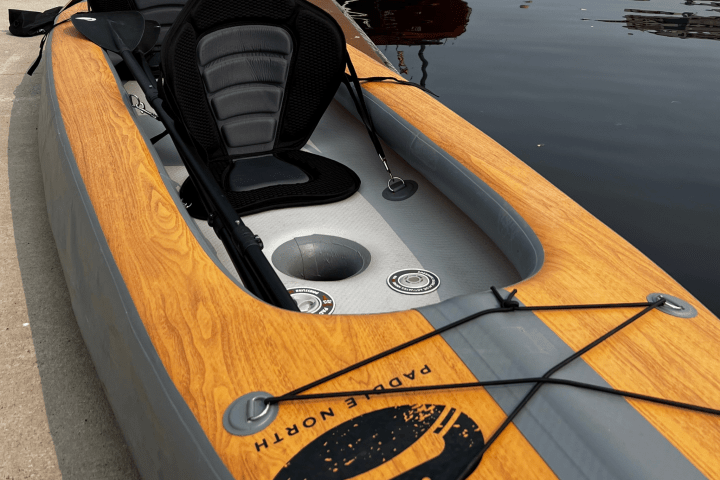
1,2 -> 139,478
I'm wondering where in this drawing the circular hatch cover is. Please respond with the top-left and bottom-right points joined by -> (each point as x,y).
387,269 -> 440,295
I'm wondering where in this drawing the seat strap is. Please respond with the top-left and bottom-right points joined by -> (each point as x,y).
23,0 -> 86,75
355,76 -> 437,97
342,51 -> 408,193
342,52 -> 437,197
26,18 -> 69,76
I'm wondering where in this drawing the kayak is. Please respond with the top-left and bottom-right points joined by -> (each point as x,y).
38,1 -> 720,479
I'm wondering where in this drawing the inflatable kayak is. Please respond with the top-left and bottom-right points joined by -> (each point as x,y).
38,1 -> 720,479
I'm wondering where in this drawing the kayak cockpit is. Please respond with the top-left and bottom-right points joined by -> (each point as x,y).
124,76 -> 542,314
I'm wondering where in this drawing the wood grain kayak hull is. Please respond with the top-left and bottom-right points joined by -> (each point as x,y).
38,4 -> 720,479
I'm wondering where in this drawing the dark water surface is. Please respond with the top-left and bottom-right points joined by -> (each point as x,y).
344,0 -> 720,315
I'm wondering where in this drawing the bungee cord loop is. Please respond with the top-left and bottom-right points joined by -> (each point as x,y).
252,288 -> 719,474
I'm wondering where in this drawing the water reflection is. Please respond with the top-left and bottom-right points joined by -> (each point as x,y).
600,8 -> 720,40
340,0 -> 471,85
340,0 -> 471,45
343,0 -> 720,316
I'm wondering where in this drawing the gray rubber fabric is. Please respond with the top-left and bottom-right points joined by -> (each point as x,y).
307,100 -> 521,303
335,87 -> 544,281
197,25 -> 293,155
418,291 -> 705,480
38,34 -> 235,480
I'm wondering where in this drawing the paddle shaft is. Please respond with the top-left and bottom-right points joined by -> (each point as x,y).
110,30 -> 298,312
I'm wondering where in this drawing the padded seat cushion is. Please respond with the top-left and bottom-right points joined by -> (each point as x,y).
180,150 -> 361,219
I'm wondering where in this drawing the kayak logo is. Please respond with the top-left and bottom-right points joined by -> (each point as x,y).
274,404 -> 484,479
75,17 -> 97,21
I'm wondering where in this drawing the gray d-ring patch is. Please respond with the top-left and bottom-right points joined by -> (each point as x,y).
223,391 -> 279,436
647,293 -> 698,318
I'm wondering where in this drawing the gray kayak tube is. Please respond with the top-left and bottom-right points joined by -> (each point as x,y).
418,291 -> 706,480
37,29 -> 235,480
335,86 -> 544,281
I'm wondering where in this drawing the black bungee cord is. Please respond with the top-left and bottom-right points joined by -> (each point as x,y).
456,297 -> 665,479
356,76 -> 439,97
264,288 -> 658,404
260,288 -> 720,478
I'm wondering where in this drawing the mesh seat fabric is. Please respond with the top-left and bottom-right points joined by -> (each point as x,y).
160,0 -> 361,219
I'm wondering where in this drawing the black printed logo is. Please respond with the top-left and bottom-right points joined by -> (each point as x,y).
274,404 -> 484,479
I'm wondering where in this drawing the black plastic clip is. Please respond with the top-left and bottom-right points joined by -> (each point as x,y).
491,286 -> 519,309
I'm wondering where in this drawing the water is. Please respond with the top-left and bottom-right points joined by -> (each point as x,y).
344,0 -> 720,315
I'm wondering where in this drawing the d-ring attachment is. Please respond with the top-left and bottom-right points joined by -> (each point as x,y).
223,391 -> 279,436
382,178 -> 418,201
247,396 -> 271,422
129,93 -> 158,118
387,176 -> 406,193
647,293 -> 697,318
660,297 -> 683,310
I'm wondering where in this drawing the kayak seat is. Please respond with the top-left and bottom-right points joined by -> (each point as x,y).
180,150 -> 361,220
160,0 -> 361,219
89,0 -> 188,71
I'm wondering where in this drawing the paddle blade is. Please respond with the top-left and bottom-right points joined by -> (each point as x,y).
70,11 -> 145,53
136,20 -> 161,54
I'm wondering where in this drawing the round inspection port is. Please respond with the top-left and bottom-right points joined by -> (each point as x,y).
272,235 -> 371,282
387,269 -> 440,295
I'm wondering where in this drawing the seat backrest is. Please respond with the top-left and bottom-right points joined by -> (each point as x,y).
89,0 -> 187,59
160,0 -> 347,160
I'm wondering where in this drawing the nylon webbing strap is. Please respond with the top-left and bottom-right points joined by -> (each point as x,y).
342,52 -> 392,181
27,19 -> 70,76
24,1 -> 84,75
